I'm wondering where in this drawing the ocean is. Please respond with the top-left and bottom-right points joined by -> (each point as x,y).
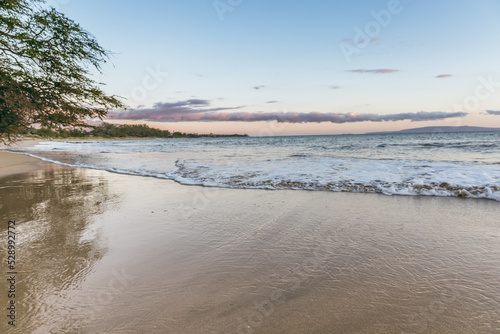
17,131 -> 500,201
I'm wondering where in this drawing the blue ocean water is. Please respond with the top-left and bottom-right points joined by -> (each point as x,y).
18,131 -> 500,201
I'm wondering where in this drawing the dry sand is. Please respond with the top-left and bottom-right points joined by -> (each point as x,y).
0,139 -> 45,177
0,138 -> 42,150
0,152 -> 499,333
0,152 -> 48,177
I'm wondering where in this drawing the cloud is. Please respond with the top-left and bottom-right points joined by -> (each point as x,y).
436,74 -> 452,78
266,100 -> 278,104
348,69 -> 399,74
329,85 -> 340,89
109,100 -> 467,124
177,99 -> 209,106
486,110 -> 500,115
110,99 -> 244,121
253,85 -> 266,90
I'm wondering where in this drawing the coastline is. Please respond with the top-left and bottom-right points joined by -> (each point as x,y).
0,149 -> 500,333
0,140 -> 47,177
0,138 -> 150,178
0,152 -> 48,178
0,138 -> 42,150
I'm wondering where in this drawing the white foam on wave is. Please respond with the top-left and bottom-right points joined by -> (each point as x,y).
167,157 -> 500,201
14,136 -> 500,201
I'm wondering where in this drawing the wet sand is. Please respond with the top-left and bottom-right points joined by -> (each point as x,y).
0,152 -> 499,333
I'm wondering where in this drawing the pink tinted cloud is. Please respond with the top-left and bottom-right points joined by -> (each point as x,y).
108,100 -> 467,124
435,74 -> 453,78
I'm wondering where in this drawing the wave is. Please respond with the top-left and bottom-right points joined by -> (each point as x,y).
11,133 -> 500,202
164,159 -> 500,201
11,152 -> 500,201
376,141 -> 497,149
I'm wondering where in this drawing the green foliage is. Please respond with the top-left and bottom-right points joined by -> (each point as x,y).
25,123 -> 247,139
0,0 -> 123,142
90,123 -> 172,138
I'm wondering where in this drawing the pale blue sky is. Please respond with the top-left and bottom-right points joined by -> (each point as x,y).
55,0 -> 500,135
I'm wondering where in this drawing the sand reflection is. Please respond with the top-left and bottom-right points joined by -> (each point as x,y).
1,165 -> 500,333
0,167 -> 111,333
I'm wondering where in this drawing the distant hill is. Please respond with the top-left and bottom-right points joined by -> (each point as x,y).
367,126 -> 500,134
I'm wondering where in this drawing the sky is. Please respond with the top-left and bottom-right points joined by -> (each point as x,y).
52,0 -> 500,136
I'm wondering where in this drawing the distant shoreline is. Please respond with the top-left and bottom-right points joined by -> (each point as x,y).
366,125 -> 500,135
3,126 -> 500,145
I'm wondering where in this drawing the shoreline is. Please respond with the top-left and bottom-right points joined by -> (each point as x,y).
0,151 -> 49,178
0,139 -> 49,177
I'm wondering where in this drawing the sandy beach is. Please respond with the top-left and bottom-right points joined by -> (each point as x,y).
1,151 -> 499,333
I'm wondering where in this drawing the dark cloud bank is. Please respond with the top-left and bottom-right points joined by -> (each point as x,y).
109,99 -> 467,124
